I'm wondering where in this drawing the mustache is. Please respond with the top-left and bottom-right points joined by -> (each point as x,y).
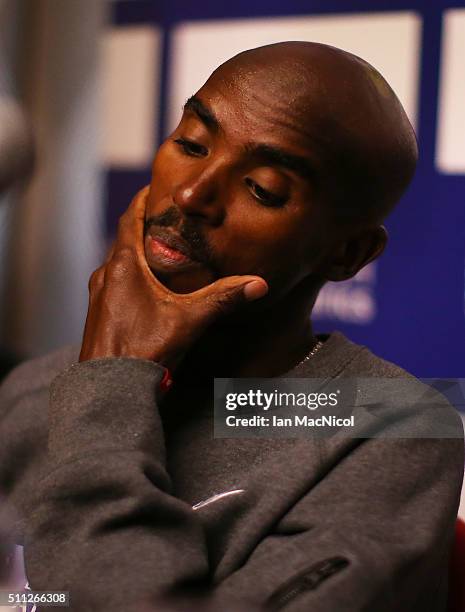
144,206 -> 217,271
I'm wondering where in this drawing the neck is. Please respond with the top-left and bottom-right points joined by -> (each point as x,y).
175,279 -> 322,381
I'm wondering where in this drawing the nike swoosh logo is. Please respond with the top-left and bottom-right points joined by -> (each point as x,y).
192,489 -> 245,510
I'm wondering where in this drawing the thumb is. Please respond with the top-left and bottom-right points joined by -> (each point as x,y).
192,275 -> 268,317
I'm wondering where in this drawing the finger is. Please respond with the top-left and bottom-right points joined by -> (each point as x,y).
111,185 -> 173,296
104,241 -> 115,264
191,274 -> 268,319
115,185 -> 150,253
111,185 -> 169,291
88,266 -> 105,294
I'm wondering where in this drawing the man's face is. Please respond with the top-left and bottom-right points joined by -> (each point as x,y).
144,66 -> 338,300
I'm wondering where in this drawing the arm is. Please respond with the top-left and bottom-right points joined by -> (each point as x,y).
24,357 -> 212,610
23,187 -> 267,610
212,434 -> 464,612
0,345 -> 78,542
24,357 -> 464,611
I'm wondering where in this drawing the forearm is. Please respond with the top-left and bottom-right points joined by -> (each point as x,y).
0,346 -> 79,543
24,359 -> 209,610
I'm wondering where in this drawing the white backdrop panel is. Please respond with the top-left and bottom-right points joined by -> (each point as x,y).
101,26 -> 162,167
168,11 -> 421,133
436,9 -> 465,174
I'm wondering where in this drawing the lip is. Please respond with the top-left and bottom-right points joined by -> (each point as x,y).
145,227 -> 201,269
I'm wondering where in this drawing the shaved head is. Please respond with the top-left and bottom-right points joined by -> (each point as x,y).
207,41 -> 418,225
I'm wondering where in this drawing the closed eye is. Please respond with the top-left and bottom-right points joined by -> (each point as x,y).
245,177 -> 286,208
173,137 -> 208,157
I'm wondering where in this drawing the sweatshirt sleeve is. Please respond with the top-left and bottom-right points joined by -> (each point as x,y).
24,358 -> 212,611
0,346 -> 78,542
23,358 -> 465,612
210,435 -> 464,612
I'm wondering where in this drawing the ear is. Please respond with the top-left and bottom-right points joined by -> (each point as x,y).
325,225 -> 388,282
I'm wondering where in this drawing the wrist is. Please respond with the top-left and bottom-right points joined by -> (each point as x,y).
159,366 -> 173,393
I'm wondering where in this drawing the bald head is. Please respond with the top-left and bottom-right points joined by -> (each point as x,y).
207,41 -> 418,225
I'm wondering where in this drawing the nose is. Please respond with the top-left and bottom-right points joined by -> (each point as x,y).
173,163 -> 225,225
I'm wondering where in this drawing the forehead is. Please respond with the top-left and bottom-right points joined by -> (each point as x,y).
193,65 -> 327,165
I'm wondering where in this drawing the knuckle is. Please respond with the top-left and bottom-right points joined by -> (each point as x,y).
108,261 -> 127,280
161,294 -> 176,308
207,293 -> 232,315
89,267 -> 104,291
202,284 -> 245,318
113,246 -> 134,262
108,247 -> 135,279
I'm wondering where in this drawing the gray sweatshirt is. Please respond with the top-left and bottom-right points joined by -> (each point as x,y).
0,332 -> 463,611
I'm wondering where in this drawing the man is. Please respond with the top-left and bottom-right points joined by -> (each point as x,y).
0,42 -> 463,611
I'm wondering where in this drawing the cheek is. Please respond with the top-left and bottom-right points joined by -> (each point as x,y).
150,141 -> 171,182
219,210 -> 318,279
147,143 -> 178,213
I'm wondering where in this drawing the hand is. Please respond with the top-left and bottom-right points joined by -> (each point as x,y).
79,187 -> 268,368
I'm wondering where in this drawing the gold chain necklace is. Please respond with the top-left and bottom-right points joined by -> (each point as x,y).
299,339 -> 324,365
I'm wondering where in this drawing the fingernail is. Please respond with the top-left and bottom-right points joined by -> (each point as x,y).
243,281 -> 268,301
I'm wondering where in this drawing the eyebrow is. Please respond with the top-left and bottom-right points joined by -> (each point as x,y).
183,95 -> 314,180
245,143 -> 314,180
183,95 -> 220,131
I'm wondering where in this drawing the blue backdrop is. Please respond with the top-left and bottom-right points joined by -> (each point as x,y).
105,0 -> 465,378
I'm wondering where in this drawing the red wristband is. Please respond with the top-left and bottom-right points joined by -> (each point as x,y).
159,366 -> 173,393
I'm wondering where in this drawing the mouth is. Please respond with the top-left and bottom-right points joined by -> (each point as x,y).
145,227 -> 201,270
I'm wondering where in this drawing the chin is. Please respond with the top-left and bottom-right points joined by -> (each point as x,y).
150,267 -> 216,294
